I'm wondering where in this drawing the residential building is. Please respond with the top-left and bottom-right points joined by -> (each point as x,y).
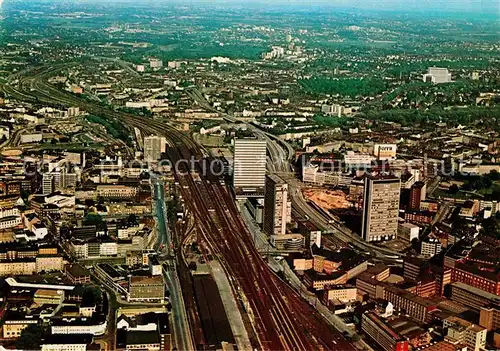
124,330 -> 160,350
0,215 -> 22,230
417,341 -> 466,351
404,210 -> 434,225
303,270 -> 347,290
233,138 -> 267,197
263,175 -> 291,236
444,316 -> 486,351
362,176 -> 401,242
0,259 -> 36,276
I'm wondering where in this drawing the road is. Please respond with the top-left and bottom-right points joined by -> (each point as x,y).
241,202 -> 374,351
171,148 -> 356,350
6,64 -> 356,350
153,177 -> 194,351
188,87 -> 403,263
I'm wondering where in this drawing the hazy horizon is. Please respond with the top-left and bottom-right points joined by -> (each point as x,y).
5,0 -> 500,14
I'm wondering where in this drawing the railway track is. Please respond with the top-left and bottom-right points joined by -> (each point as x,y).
3,64 -> 356,350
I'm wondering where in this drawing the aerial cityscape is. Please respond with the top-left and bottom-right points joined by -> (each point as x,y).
0,0 -> 498,350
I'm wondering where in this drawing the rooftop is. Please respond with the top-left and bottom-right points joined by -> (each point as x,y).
126,330 -> 160,345
451,281 -> 500,305
129,275 -> 164,285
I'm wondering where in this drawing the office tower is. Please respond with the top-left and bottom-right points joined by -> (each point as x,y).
144,135 -> 167,162
233,138 -> 267,197
409,181 -> 426,210
42,173 -> 54,195
264,175 -> 291,236
361,175 -> 401,242
423,67 -> 452,84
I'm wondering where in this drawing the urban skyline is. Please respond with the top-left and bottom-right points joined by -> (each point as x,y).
0,0 -> 498,350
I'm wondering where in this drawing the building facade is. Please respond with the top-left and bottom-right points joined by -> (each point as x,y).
361,312 -> 409,351
263,175 -> 291,236
362,176 -> 401,242
233,138 -> 267,197
144,135 -> 167,162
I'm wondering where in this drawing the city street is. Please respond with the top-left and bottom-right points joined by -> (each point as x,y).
153,177 -> 194,351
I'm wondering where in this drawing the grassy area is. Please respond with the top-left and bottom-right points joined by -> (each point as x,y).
434,188 -> 483,200
86,115 -> 132,145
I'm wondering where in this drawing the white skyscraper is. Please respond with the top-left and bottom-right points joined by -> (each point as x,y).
233,138 -> 267,197
144,135 -> 167,162
264,175 -> 291,236
42,173 -> 54,195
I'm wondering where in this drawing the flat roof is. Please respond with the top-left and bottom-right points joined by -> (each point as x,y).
451,282 -> 500,304
129,275 -> 163,285
365,312 -> 405,341
65,263 -> 90,277
126,330 -> 160,345
385,285 -> 436,307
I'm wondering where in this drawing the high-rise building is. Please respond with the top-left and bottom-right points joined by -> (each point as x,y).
409,181 -> 426,210
361,176 -> 401,242
42,173 -> 54,195
144,135 -> 167,162
423,67 -> 452,84
233,138 -> 267,197
263,175 -> 291,236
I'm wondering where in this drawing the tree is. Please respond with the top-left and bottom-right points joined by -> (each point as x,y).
487,170 -> 500,181
449,184 -> 460,194
17,324 -> 43,350
84,213 -> 103,225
